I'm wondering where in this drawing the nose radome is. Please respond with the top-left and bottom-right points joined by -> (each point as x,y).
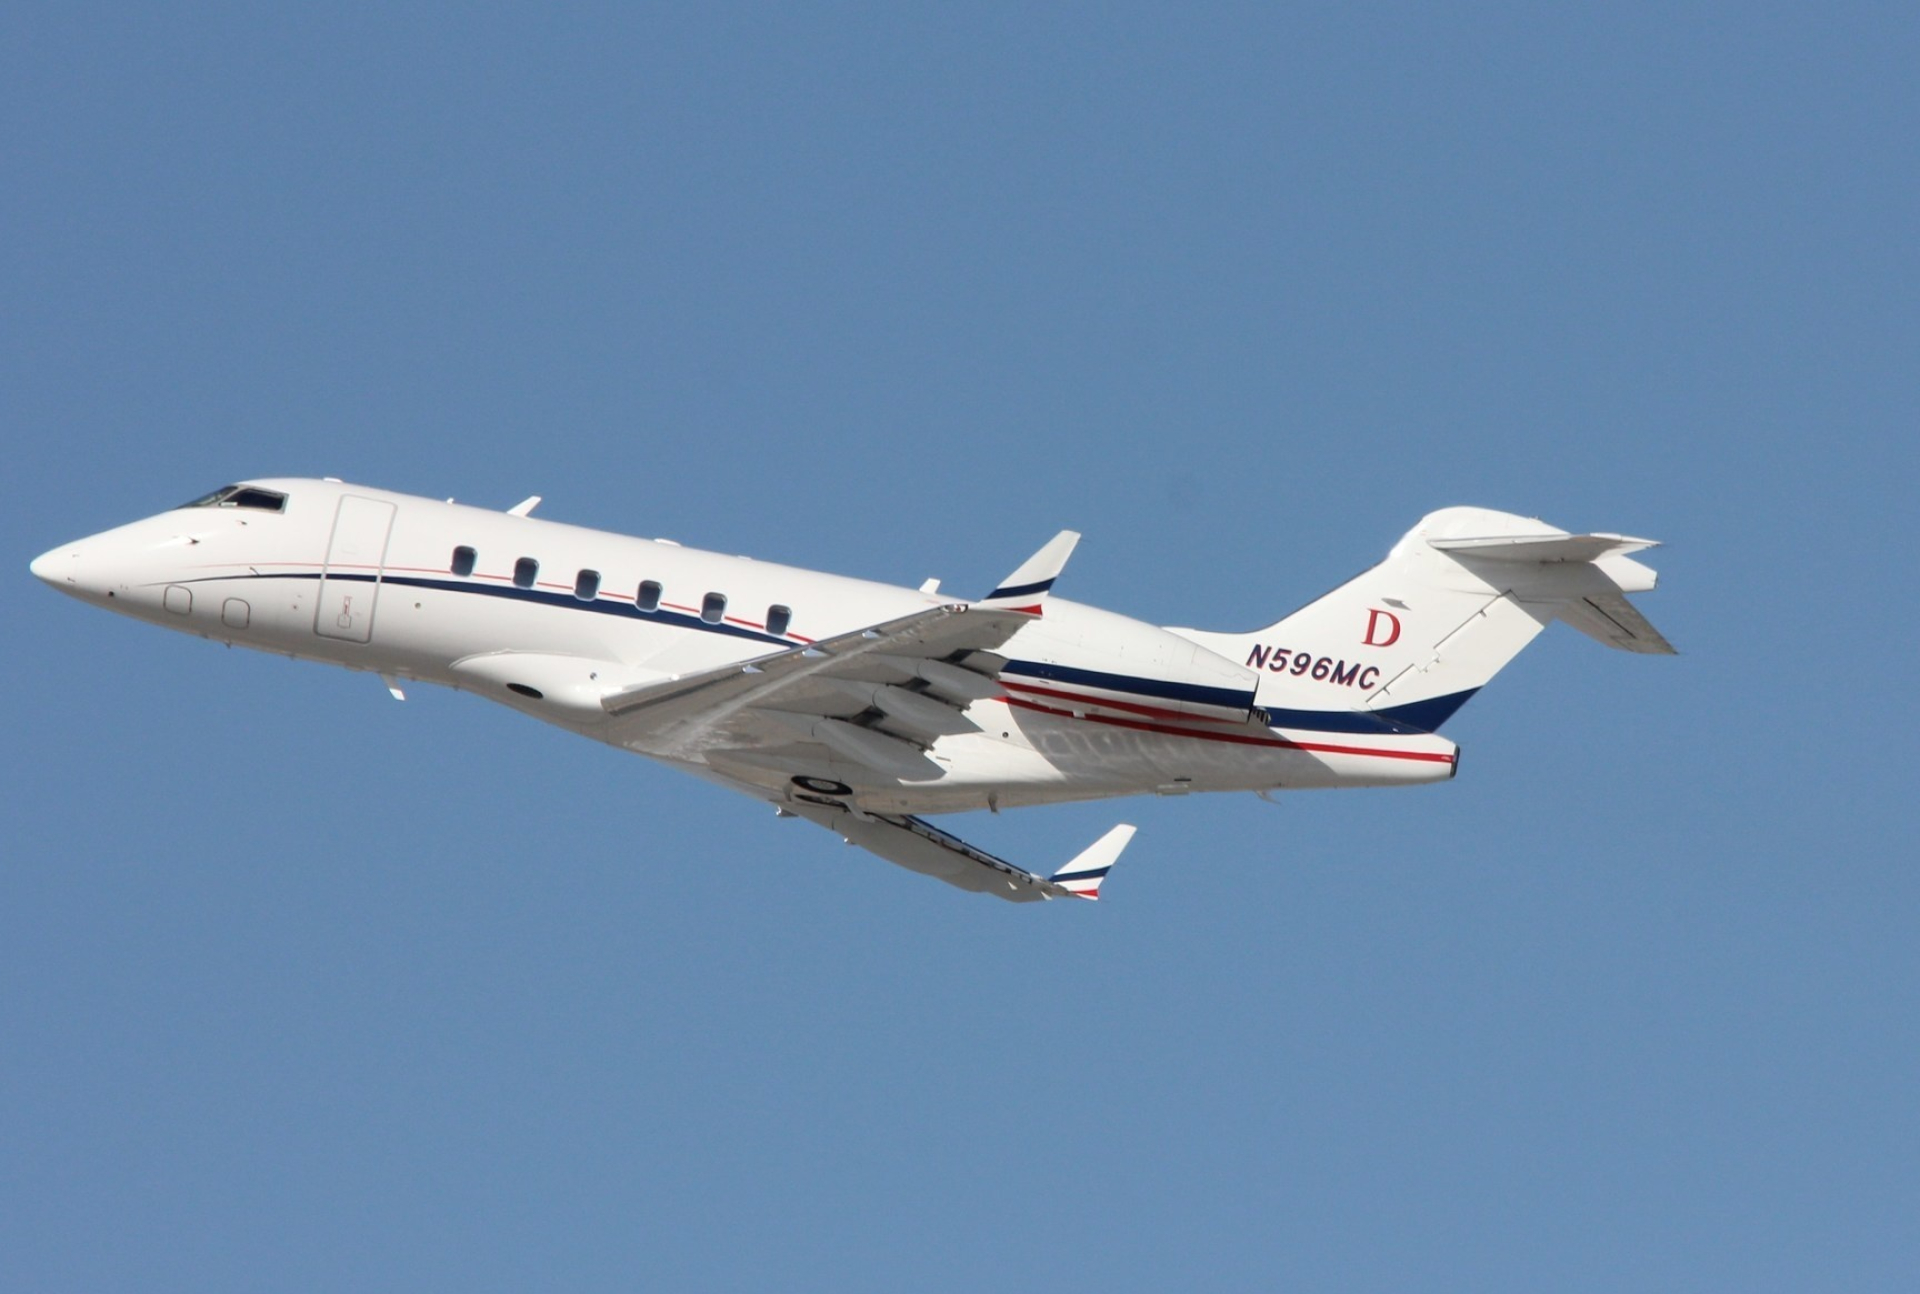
30,544 -> 72,586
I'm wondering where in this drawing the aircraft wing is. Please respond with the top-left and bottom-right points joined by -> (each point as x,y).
599,535 -> 1133,901
600,531 -> 1082,769
600,603 -> 1029,761
781,800 -> 1134,902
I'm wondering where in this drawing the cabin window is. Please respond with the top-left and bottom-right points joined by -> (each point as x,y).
575,569 -> 601,601
635,580 -> 662,613
701,592 -> 727,624
451,546 -> 476,577
513,557 -> 539,589
766,604 -> 792,637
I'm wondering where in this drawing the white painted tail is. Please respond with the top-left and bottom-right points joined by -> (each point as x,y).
1176,507 -> 1674,732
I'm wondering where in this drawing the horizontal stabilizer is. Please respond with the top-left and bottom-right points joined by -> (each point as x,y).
980,530 -> 1080,612
1556,590 -> 1677,655
1430,524 -> 1676,655
785,801 -> 1132,902
1429,532 -> 1659,563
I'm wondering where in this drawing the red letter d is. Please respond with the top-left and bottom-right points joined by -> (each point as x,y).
1363,608 -> 1402,647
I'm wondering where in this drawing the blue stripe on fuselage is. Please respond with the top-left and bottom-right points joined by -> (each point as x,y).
1370,690 -> 1479,733
183,570 -> 1479,733
179,570 -> 792,646
1258,705 -> 1441,735
1001,658 -> 1256,713
1004,660 -> 1476,734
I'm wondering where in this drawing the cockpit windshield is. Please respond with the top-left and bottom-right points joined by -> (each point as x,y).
179,484 -> 288,513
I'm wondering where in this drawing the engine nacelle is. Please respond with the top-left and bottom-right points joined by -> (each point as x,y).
994,601 -> 1258,724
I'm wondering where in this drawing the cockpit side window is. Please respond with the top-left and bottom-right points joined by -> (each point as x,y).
179,484 -> 288,513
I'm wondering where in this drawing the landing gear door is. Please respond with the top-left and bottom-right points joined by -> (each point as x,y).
315,495 -> 396,643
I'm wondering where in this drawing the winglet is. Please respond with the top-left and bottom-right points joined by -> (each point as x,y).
1048,823 -> 1135,900
980,530 -> 1080,614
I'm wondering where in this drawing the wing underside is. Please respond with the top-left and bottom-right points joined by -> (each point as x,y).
781,799 -> 1133,902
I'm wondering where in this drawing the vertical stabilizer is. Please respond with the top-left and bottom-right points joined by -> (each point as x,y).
1171,508 -> 1673,732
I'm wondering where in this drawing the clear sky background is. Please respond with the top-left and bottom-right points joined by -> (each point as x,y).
5,5 -> 1916,1290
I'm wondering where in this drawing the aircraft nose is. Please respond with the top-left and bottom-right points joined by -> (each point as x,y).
29,537 -> 108,601
33,522 -> 175,608
30,542 -> 74,588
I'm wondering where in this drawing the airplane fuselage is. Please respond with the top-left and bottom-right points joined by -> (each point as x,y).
32,479 -> 1458,819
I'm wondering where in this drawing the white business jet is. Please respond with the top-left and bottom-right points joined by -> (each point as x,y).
30,480 -> 1673,902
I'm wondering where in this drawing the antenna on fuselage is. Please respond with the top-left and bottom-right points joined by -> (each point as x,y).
506,496 -> 542,517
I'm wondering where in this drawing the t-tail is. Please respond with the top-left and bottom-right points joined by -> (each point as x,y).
1177,507 -> 1675,733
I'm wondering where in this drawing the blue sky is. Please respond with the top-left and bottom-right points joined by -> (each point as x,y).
5,5 -> 1916,1290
